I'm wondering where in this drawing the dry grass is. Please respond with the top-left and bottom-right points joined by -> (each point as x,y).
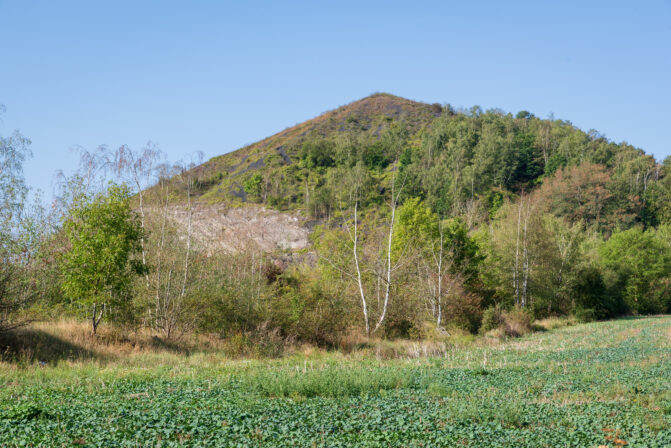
0,313 -> 581,367
534,315 -> 579,331
0,320 -> 228,364
615,326 -> 642,343
1,320 -> 452,366
334,325 -> 481,360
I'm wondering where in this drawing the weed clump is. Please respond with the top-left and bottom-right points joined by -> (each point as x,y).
239,366 -> 414,398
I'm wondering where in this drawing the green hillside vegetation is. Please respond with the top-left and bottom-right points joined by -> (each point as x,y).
168,93 -> 671,340
188,93 -> 439,207
185,93 -> 667,230
1,94 -> 671,347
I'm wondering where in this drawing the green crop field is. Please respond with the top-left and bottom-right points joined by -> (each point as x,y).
2,317 -> 671,447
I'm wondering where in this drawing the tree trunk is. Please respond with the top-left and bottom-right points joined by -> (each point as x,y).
514,197 -> 522,305
154,179 -> 169,330
436,224 -> 444,327
374,162 -> 405,333
373,200 -> 395,332
352,200 -> 370,335
134,176 -> 149,287
92,303 -> 104,335
521,202 -> 529,308
181,181 -> 192,300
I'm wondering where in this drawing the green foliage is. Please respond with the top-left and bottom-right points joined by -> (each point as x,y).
482,188 -> 507,219
60,183 -> 146,327
239,366 -> 413,398
0,127 -> 31,232
572,265 -> 624,319
396,198 -> 482,280
299,139 -> 336,169
270,268 -> 348,346
484,200 -> 583,316
242,172 -> 263,201
362,141 -> 389,170
645,156 -> 671,225
394,197 -> 436,251
0,122 -> 50,331
599,227 -> 671,314
1,403 -> 50,422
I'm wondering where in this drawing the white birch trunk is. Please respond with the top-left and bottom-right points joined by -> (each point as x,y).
352,200 -> 370,335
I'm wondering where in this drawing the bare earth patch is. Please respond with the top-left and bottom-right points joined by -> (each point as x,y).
163,203 -> 310,253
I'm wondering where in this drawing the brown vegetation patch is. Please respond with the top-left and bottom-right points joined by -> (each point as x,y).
0,320 -> 222,364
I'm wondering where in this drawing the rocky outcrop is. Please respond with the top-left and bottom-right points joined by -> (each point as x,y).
167,204 -> 309,254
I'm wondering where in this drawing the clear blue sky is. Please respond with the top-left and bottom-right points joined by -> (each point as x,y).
1,0 -> 670,198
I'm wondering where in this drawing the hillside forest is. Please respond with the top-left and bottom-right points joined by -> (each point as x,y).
2,93 -> 671,348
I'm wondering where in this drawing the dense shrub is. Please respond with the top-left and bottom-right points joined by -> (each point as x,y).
599,227 -> 671,314
269,269 -> 349,347
444,292 -> 483,334
572,265 -> 624,319
480,305 -> 505,333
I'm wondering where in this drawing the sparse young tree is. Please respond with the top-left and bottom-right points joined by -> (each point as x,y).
0,109 -> 43,332
107,143 -> 162,283
372,161 -> 406,333
142,154 -> 204,338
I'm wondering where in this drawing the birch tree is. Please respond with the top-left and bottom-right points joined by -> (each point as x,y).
107,144 -> 162,284
396,198 -> 480,328
325,163 -> 371,334
0,115 -> 40,332
146,154 -> 203,338
372,161 -> 406,333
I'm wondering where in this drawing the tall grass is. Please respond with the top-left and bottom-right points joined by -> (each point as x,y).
235,365 -> 417,398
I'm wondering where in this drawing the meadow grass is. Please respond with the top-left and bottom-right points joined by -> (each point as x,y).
1,316 -> 671,446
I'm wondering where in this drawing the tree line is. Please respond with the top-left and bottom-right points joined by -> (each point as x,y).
1,104 -> 671,345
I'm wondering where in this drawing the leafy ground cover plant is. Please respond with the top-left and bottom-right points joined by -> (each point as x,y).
1,316 -> 671,446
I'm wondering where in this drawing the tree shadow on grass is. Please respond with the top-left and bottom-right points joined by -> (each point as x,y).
0,327 -> 102,365
616,315 -> 663,321
147,335 -> 193,355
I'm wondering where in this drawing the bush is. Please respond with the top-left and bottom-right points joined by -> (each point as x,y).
502,308 -> 532,337
599,227 -> 671,315
480,305 -> 505,333
243,173 -> 263,201
269,268 -> 348,347
383,318 -> 415,339
481,305 -> 532,337
573,265 -> 624,319
223,324 -> 288,358
445,292 -> 483,334
408,321 -> 449,342
574,307 -> 597,323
